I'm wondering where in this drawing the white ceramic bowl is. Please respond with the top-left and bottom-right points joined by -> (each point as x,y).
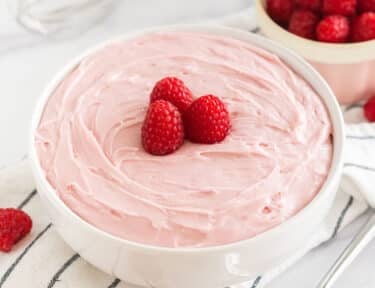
256,0 -> 375,105
29,25 -> 344,288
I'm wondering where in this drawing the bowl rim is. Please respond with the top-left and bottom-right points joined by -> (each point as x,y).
29,24 -> 345,254
256,0 -> 375,64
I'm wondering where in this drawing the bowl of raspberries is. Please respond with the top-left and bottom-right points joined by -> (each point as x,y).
256,0 -> 375,104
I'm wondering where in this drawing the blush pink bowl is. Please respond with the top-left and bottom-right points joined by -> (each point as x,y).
256,0 -> 375,105
30,25 -> 344,288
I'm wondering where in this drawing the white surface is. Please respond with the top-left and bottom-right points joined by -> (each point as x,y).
0,1 -> 374,287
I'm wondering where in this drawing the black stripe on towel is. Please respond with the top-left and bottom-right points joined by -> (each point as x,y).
48,253 -> 80,288
330,196 -> 354,240
344,103 -> 363,112
17,189 -> 37,209
347,135 -> 375,140
251,27 -> 260,33
344,163 -> 375,172
107,278 -> 121,288
250,276 -> 262,288
0,223 -> 52,288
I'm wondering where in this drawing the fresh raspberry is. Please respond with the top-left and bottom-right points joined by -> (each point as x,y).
142,100 -> 184,155
351,12 -> 375,42
150,77 -> 193,114
0,208 -> 32,252
316,15 -> 350,43
364,96 -> 375,122
295,0 -> 322,12
266,0 -> 294,25
323,0 -> 357,16
288,10 -> 320,39
358,0 -> 375,12
184,95 -> 231,144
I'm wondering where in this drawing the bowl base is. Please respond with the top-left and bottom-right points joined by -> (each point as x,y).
121,278 -> 260,288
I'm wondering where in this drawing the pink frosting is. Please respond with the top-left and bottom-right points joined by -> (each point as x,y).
35,32 -> 333,248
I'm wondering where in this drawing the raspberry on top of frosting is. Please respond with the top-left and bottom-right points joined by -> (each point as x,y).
35,32 -> 333,248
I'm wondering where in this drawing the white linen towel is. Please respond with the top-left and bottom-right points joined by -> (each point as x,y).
1,8 -> 374,288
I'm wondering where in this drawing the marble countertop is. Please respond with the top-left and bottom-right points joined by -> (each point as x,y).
0,1 -> 373,287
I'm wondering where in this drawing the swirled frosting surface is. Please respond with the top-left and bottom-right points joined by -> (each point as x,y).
35,32 -> 333,247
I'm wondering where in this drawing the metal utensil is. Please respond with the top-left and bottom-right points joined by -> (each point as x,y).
317,212 -> 375,288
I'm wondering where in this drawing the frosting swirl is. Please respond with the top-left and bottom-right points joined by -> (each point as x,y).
35,32 -> 333,247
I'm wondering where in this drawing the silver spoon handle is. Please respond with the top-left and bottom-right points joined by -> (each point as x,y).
317,213 -> 375,288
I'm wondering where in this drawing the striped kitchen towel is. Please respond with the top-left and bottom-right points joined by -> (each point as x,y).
0,10 -> 374,288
